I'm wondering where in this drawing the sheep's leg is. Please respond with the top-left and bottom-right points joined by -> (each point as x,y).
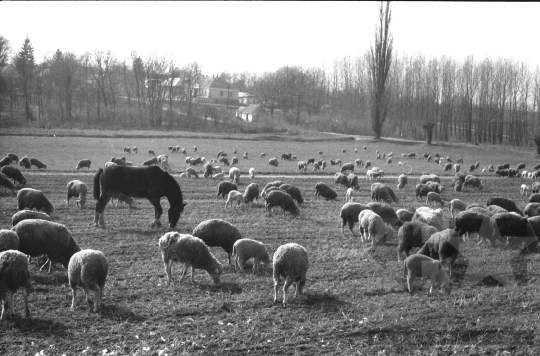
253,257 -> 259,274
406,274 -> 414,294
225,199 -> 230,209
0,295 -> 7,320
70,285 -> 78,311
8,291 -> 15,317
296,278 -> 306,296
282,277 -> 294,307
273,278 -> 280,304
190,266 -> 197,285
164,259 -> 174,285
177,263 -> 189,284
22,288 -> 30,318
93,288 -> 101,312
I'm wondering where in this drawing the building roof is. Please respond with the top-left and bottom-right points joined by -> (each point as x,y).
242,104 -> 263,115
161,78 -> 184,87
197,77 -> 239,91
236,106 -> 247,114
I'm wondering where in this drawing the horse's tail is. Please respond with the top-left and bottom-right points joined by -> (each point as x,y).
94,168 -> 104,200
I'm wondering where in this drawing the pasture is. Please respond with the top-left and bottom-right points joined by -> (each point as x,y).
1,132 -> 540,354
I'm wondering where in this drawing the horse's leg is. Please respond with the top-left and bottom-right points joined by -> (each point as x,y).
148,197 -> 163,228
94,193 -> 112,228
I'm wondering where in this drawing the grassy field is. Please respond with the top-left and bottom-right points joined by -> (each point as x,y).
1,132 -> 540,354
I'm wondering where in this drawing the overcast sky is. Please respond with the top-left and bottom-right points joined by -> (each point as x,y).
2,2 -> 539,75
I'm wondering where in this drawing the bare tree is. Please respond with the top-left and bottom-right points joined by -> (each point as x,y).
368,1 -> 393,139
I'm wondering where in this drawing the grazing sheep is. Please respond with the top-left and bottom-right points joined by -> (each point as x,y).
243,183 -> 260,206
66,180 -> 88,209
334,173 -> 350,189
184,167 -> 198,179
532,182 -> 540,194
355,159 -> 363,167
486,205 -> 508,215
232,239 -> 271,274
19,156 -> 31,169
225,190 -> 245,209
273,243 -> 309,307
463,175 -> 483,190
340,163 -> 355,173
312,162 -> 320,172
192,146 -> 197,152
306,158 -> 315,165
517,163 -> 526,171
364,160 -> 372,169
1,166 -> 26,187
345,187 -> 357,202
0,156 -> 12,167
279,184 -> 304,205
397,221 -> 438,261
0,250 -> 34,320
159,232 -> 223,285
365,202 -> 401,227
298,161 -> 308,173
489,213 -> 537,247
68,249 -> 108,313
266,190 -> 299,216
419,174 -> 441,184
347,174 -> 360,190
314,182 -> 338,201
192,219 -> 242,265
449,199 -> 467,218
203,163 -> 213,178
371,183 -> 394,204
29,157 -> 47,169
268,158 -> 279,167
426,181 -> 444,194
228,167 -> 240,184
260,153 -> 267,158
417,229 -> 461,278
281,153 -> 292,161
261,181 -> 284,198
132,146 -> 138,154
358,210 -> 396,245
143,157 -> 158,166
217,181 -> 237,200
443,163 -> 452,172
412,207 -> 446,231
340,202 -> 372,236
397,209 -> 414,222
529,193 -> 540,203
397,174 -> 408,190
243,152 -> 248,159
148,149 -> 155,155
0,230 -> 19,252
454,210 -> 493,243
415,184 -> 434,201
403,254 -> 452,295
6,153 -> 18,164
111,157 -> 126,166
487,197 -> 523,216
495,169 -> 509,177
219,156 -> 230,166
521,184 -> 530,196
12,219 -> 81,270
426,192 -> 444,207
0,172 -> 15,195
75,159 -> 91,171
17,188 -> 54,216
524,203 -> 540,218
231,157 -> 239,166
12,210 -> 51,227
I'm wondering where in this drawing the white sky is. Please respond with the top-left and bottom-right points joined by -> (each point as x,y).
1,2 -> 540,75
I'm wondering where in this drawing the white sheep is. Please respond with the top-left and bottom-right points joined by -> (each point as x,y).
273,243 -> 309,307
449,199 -> 467,218
186,167 -> 199,178
345,187 -> 356,202
358,210 -> 390,245
158,232 -> 223,285
0,250 -> 34,320
521,184 -> 530,196
249,167 -> 256,179
157,154 -> 170,172
412,207 -> 446,231
66,180 -> 88,209
403,254 -> 452,295
68,249 -> 109,313
426,192 -> 444,207
229,167 -> 240,184
232,238 -> 271,274
225,190 -> 245,209
397,174 -> 408,190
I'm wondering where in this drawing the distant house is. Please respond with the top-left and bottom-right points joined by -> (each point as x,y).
235,104 -> 269,123
161,77 -> 188,100
238,92 -> 255,105
194,77 -> 239,104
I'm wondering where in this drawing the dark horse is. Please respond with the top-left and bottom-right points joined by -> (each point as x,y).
94,165 -> 186,228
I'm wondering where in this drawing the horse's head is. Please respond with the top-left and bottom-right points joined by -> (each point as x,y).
168,202 -> 187,228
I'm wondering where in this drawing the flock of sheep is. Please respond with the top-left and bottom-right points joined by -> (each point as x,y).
0,144 -> 538,321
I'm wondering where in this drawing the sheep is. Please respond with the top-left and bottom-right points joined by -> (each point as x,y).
279,184 -> 304,205
397,221 -> 438,261
364,160 -> 372,169
281,153 -> 292,161
0,172 -> 15,195
29,157 -> 47,169
0,156 -> 12,167
426,192 -> 444,207
248,167 -> 255,179
340,203 -> 372,236
397,174 -> 408,190
12,219 -> 81,271
298,161 -> 308,173
261,181 -> 284,198
306,158 -> 315,165
517,163 -> 526,171
365,202 -> 401,227
340,163 -> 354,173
524,203 -> 540,218
212,166 -> 222,174
463,175 -> 483,190
217,181 -> 237,200
314,182 -> 337,201
219,156 -> 230,166
0,250 -> 34,320
6,153 -> 18,164
132,146 -> 138,154
192,146 -> 197,152
312,162 -> 320,172
66,180 -> 88,209
260,153 -> 267,158
345,188 -> 357,202
449,199 -> 467,218
266,190 -> 299,216
243,183 -> 260,206
397,209 -> 414,223
268,158 -> 279,167
231,157 -> 239,166
212,172 -> 224,178
75,159 -> 91,171
371,183 -> 394,204
273,243 -> 309,307
1,166 -> 26,186
443,163 -> 452,172
123,147 -> 131,154
228,167 -> 240,184
19,156 -> 31,169
489,213 -> 537,248
355,159 -> 363,167
417,229 -> 461,278
521,184 -> 531,196
148,149 -> 155,155
412,207 -> 446,231
143,157 -> 158,166
232,239 -> 271,274
110,157 -> 125,166
453,164 -> 460,173
192,219 -> 242,265
225,190 -> 245,210
243,152 -> 248,160
454,210 -> 493,244
334,173 -> 350,189
159,232 -> 223,285
203,163 -> 213,178
17,188 -> 55,216
495,169 -> 509,177
415,184 -> 434,201
403,254 -> 452,295
529,193 -> 540,203
419,174 -> 441,184
358,210 -> 396,245
386,158 -> 392,165
533,182 -> 540,194
12,210 -> 51,227
68,249 -> 109,313
189,157 -> 205,166
0,230 -> 19,252
487,197 -> 523,216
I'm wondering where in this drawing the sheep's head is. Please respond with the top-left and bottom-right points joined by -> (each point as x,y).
208,263 -> 223,284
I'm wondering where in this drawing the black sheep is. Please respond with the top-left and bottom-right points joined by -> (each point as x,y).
217,181 -> 237,200
397,221 -> 438,261
489,213 -> 537,247
340,202 -> 371,236
529,193 -> 540,203
487,197 -> 523,216
29,157 -> 47,169
366,202 -> 401,226
415,184 -> 434,201
417,229 -> 461,278
453,210 -> 492,241
265,190 -> 299,216
19,157 -> 31,169
0,156 -> 12,167
1,166 -> 26,185
192,219 -> 242,265
279,184 -> 304,205
7,153 -> 19,163
314,182 -> 337,201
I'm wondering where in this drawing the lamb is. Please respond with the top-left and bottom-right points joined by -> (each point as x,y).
521,184 -> 531,196
297,161 -> 307,173
157,155 -> 170,172
454,210 -> 493,244
17,188 -> 55,216
0,230 -> 19,252
12,210 -> 51,227
75,159 -> 92,170
417,229 -> 461,278
355,159 -> 363,167
268,158 -> 279,167
340,202 -> 372,236
340,163 -> 355,173
1,166 -> 26,186
403,254 -> 452,295
397,209 -> 414,223
68,249 -> 109,313
12,219 -> 81,271
29,157 -> 47,169
232,239 -> 271,274
192,219 -> 242,265
314,182 -> 338,201
273,243 -> 309,307
159,232 -> 223,285
19,156 -> 31,169
345,187 -> 357,202
358,210 -> 396,245
225,190 -> 245,209
489,213 -> 537,248
463,175 -> 483,190
249,167 -> 256,179
66,180 -> 88,209
217,181 -> 238,200
487,197 -> 523,216
0,250 -> 34,320
397,221 -> 438,261
412,207 -> 446,231
397,174 -> 408,190
366,202 -> 401,227
279,184 -> 304,205
243,183 -> 260,206
426,192 -> 444,207
524,203 -> 540,217
449,199 -> 467,218
312,162 -> 320,172
266,190 -> 299,216
229,167 -> 240,184
0,172 -> 15,195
